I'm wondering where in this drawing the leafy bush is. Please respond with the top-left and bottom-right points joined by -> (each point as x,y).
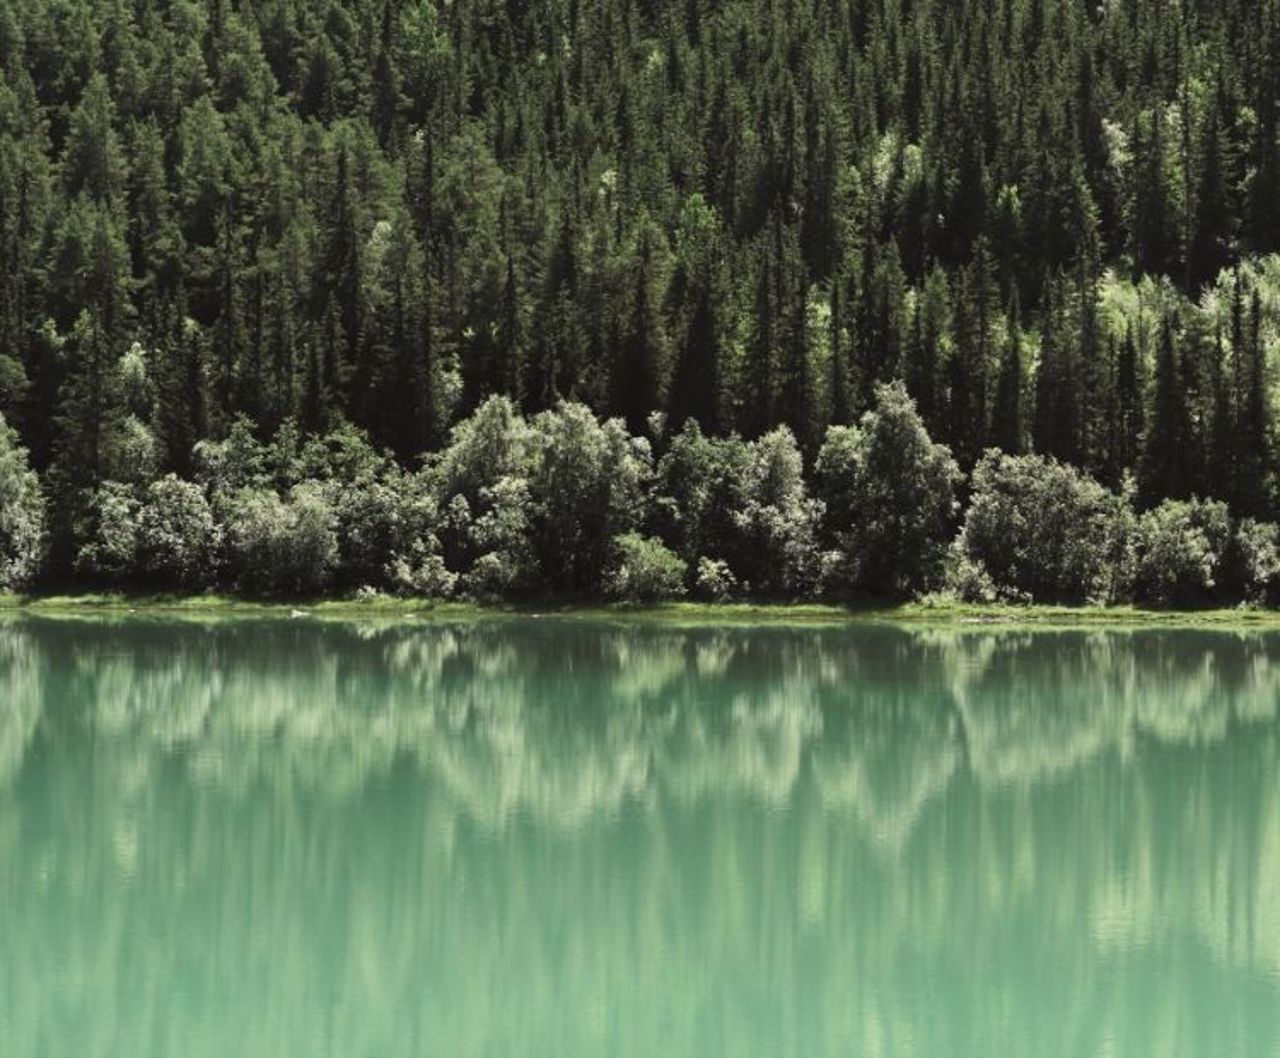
607,533 -> 687,602
194,417 -> 270,494
456,476 -> 538,599
386,539 -> 457,598
694,557 -> 738,602
436,395 -> 534,505
957,452 -> 1135,603
651,421 -> 752,572
137,475 -> 221,587
527,402 -> 650,594
1133,498 -> 1232,606
106,413 -> 160,485
1222,519 -> 1280,605
729,427 -> 823,597
431,397 -> 541,593
73,482 -> 140,582
0,415 -> 44,590
815,382 -> 960,597
944,549 -> 999,603
653,423 -> 821,598
331,467 -> 442,590
223,483 -> 338,595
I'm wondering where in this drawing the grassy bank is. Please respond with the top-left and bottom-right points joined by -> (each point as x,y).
4,592 -> 1280,629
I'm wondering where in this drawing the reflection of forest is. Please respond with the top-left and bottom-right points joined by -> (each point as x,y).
4,618 -> 1276,816
0,617 -> 1278,1056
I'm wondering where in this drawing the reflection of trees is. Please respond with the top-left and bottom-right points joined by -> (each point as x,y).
0,623 -> 40,785
812,684 -> 959,853
2,616 -> 1280,1054
1,617 -> 1280,1054
3,619 -> 1280,831
952,632 -> 1136,784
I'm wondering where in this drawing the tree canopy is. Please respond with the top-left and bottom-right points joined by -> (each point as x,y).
0,0 -> 1279,603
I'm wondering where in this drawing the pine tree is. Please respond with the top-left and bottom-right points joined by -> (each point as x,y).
991,302 -> 1024,455
321,145 -> 362,416
1188,94 -> 1232,288
613,222 -> 669,436
905,267 -> 950,441
495,253 -> 525,401
670,233 -> 729,434
1131,101 -> 1177,278
743,231 -> 779,437
1234,287 -> 1272,517
949,240 -> 997,465
62,73 -> 125,204
828,277 -> 852,427
1140,313 -> 1194,505
1110,327 -> 1144,483
1033,276 -> 1079,463
527,210 -> 582,412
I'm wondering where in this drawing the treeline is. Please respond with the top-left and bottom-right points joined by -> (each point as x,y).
4,386 -> 1280,606
2,0 -> 1280,595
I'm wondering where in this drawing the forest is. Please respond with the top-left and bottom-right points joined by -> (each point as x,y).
3,0 -> 1280,604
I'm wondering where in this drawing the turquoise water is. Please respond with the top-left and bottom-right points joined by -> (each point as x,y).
1,616 -> 1279,1056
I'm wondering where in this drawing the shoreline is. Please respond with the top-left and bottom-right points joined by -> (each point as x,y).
4,593 -> 1280,629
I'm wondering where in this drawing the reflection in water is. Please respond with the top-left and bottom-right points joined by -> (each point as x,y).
0,617 -> 1278,1056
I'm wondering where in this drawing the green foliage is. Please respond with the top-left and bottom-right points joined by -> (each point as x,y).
816,382 -> 960,597
1,0 -> 1280,604
958,452 -> 1135,604
1133,499 -> 1233,607
0,415 -> 44,590
137,475 -> 220,587
607,534 -> 687,602
436,397 -> 533,505
729,428 -> 824,598
1223,520 -> 1280,605
386,538 -> 457,599
194,418 -> 269,495
527,403 -> 650,594
73,482 -> 140,583
455,477 -> 537,600
651,421 -> 751,574
694,557 -> 738,602
433,395 -> 537,592
223,483 -> 339,596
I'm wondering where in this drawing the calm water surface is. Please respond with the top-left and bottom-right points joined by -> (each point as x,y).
1,616 -> 1279,1057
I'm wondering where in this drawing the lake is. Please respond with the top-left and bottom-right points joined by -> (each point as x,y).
1,615 -> 1278,1056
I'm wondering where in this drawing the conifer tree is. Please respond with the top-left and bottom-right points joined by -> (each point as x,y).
1140,313 -> 1194,505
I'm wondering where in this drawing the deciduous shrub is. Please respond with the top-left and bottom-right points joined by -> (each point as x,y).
194,417 -> 270,494
694,557 -> 738,602
1222,519 -> 1280,605
607,533 -> 687,602
527,402 -> 650,594
956,452 -> 1134,603
386,538 -> 457,598
456,477 -> 538,599
432,400 -> 540,595
728,427 -> 824,597
73,482 -> 140,583
651,421 -> 752,576
1133,498 -> 1231,606
815,382 -> 960,597
223,483 -> 338,595
0,415 -> 44,590
137,475 -> 220,587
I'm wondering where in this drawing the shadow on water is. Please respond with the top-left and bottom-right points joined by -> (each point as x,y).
1,616 -> 1278,1056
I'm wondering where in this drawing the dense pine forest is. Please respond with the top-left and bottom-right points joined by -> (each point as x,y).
3,0 -> 1280,604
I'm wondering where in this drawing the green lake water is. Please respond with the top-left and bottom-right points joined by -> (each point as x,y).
1,616 -> 1279,1057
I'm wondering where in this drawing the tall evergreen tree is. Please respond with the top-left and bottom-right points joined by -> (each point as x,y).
613,222 -> 669,435
991,302 -> 1024,456
1140,313 -> 1194,505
